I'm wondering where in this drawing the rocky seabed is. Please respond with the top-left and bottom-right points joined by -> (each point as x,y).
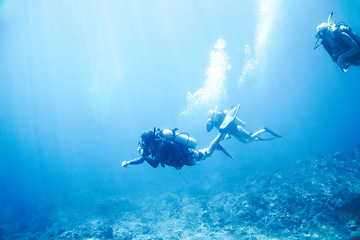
2,148 -> 360,239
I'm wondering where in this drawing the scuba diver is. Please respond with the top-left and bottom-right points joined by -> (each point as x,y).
314,12 -> 360,72
206,105 -> 281,144
122,128 -> 233,170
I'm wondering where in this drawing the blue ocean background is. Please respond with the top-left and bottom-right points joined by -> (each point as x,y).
1,0 -> 360,239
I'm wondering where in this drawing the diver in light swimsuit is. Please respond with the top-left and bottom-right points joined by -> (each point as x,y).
206,105 -> 281,144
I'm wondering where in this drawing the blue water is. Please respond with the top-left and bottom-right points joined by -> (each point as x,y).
1,0 -> 360,239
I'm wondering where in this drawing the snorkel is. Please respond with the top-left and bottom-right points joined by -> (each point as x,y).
328,11 -> 334,26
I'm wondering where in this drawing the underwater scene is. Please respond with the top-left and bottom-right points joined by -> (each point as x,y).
1,0 -> 360,239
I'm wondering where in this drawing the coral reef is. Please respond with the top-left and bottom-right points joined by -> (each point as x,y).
1,148 -> 360,239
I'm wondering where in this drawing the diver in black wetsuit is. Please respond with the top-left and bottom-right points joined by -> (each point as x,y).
314,12 -> 360,72
122,128 -> 232,170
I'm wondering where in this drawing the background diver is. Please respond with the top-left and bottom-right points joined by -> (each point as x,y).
122,128 -> 233,169
206,105 -> 281,144
314,12 -> 360,72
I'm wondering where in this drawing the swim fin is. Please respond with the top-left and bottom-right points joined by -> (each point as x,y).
264,127 -> 282,138
217,144 -> 234,160
219,104 -> 241,133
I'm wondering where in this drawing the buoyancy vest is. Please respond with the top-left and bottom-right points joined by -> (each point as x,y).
322,23 -> 360,63
142,128 -> 194,169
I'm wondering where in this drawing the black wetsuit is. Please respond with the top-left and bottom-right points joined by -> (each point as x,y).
322,26 -> 360,65
141,139 -> 196,169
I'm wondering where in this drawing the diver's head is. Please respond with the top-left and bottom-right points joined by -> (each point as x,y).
138,129 -> 156,151
208,105 -> 218,119
140,129 -> 155,143
316,23 -> 330,39
206,118 -> 214,132
207,107 -> 219,132
208,110 -> 215,120
207,106 -> 227,132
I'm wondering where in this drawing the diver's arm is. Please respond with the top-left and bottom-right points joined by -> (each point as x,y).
337,32 -> 360,67
122,155 -> 160,168
122,156 -> 145,167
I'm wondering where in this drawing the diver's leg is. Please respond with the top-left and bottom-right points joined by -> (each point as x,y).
200,133 -> 225,158
237,125 -> 250,135
233,135 -> 251,144
197,132 -> 235,161
353,60 -> 360,66
250,129 -> 266,138
220,124 -> 253,144
232,126 -> 255,143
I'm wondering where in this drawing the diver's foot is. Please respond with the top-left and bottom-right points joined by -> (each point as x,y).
122,161 -> 129,167
342,63 -> 350,72
264,127 -> 282,138
224,134 -> 231,140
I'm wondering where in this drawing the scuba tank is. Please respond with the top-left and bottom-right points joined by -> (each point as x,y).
161,129 -> 197,149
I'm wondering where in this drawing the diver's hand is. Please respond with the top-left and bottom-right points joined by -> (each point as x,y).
122,161 -> 129,167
